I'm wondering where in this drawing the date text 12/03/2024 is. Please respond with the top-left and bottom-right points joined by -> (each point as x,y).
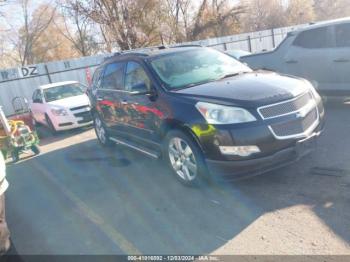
127,255 -> 220,261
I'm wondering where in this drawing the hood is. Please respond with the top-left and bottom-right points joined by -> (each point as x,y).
175,71 -> 309,107
47,94 -> 90,108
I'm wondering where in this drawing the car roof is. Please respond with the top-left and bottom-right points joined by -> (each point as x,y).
39,81 -> 79,90
295,17 -> 350,33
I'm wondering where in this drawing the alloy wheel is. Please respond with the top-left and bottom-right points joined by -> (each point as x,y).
168,137 -> 197,181
95,116 -> 106,144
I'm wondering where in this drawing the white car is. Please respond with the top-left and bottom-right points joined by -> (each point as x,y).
30,81 -> 93,132
241,18 -> 350,97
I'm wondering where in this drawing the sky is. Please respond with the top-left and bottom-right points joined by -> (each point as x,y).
0,0 -> 52,31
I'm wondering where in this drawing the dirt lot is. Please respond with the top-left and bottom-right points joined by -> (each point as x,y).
4,104 -> 350,255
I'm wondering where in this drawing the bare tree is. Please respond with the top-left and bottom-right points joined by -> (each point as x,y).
75,0 -> 165,50
286,0 -> 315,25
314,0 -> 350,20
163,0 -> 192,43
55,0 -> 98,56
240,0 -> 286,32
14,0 -> 56,65
189,0 -> 244,40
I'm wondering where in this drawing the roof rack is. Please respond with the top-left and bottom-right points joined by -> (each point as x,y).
103,44 -> 200,62
170,44 -> 203,48
108,45 -> 169,57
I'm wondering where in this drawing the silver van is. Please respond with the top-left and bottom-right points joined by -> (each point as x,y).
241,18 -> 350,96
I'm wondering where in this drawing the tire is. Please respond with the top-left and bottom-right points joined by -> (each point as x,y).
45,114 -> 57,134
31,145 -> 40,155
94,114 -> 113,147
163,130 -> 208,186
31,113 -> 39,127
11,150 -> 19,163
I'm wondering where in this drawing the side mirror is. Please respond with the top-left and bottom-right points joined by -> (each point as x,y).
131,82 -> 148,92
130,89 -> 154,96
130,82 -> 153,96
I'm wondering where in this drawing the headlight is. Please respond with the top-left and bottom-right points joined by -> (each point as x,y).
305,80 -> 321,100
195,102 -> 256,124
51,108 -> 68,116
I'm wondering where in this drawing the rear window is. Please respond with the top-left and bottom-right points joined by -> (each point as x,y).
335,23 -> 350,47
293,27 -> 331,49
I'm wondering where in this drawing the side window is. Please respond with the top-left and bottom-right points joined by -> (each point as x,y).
124,62 -> 151,92
293,27 -> 330,49
335,23 -> 350,47
32,90 -> 38,101
91,67 -> 102,89
37,91 -> 43,103
101,62 -> 125,90
33,90 -> 43,103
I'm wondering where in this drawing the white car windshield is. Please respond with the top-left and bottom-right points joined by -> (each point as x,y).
44,84 -> 85,102
150,48 -> 252,90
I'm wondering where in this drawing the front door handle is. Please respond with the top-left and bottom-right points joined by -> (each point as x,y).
334,58 -> 349,62
121,100 -> 128,105
96,97 -> 103,101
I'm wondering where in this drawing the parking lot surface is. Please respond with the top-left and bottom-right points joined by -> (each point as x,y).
5,104 -> 350,255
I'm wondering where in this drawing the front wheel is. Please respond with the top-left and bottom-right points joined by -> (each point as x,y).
94,114 -> 113,147
163,130 -> 208,186
45,114 -> 57,134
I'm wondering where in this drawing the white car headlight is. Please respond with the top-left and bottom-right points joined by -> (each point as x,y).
195,102 -> 256,124
51,107 -> 68,116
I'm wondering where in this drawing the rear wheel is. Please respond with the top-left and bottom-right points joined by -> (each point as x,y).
31,145 -> 40,155
94,114 -> 113,147
164,130 -> 208,186
11,150 -> 19,163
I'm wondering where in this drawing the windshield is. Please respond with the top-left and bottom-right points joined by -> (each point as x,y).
150,48 -> 252,90
43,84 -> 85,102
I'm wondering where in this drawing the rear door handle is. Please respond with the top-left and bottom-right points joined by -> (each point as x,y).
285,59 -> 298,64
121,100 -> 128,105
96,97 -> 103,101
334,58 -> 349,62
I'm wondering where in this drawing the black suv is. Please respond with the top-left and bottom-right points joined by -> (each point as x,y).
89,46 -> 325,185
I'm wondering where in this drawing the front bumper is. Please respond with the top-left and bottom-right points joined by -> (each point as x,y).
206,131 -> 321,180
51,109 -> 93,131
54,120 -> 93,131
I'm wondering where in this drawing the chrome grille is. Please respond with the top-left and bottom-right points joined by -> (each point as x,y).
270,108 -> 318,138
74,111 -> 92,123
70,105 -> 90,111
259,92 -> 313,119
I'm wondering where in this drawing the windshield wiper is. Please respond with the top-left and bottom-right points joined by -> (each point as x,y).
172,71 -> 250,91
218,71 -> 249,80
174,78 -> 218,90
